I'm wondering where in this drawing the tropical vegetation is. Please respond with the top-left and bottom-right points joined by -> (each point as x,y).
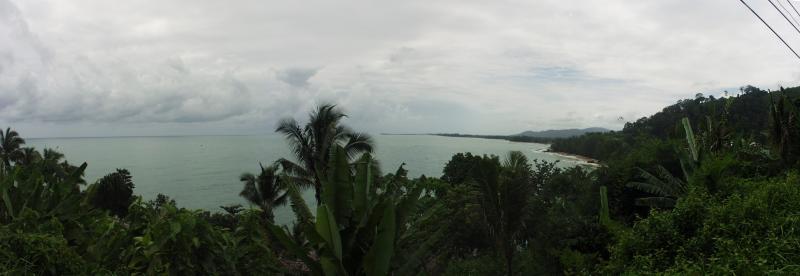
2,85 -> 800,274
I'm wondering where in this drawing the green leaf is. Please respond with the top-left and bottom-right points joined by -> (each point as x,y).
320,257 -> 343,276
287,184 -> 313,225
170,222 -> 182,237
323,146 -> 354,225
682,117 -> 698,162
364,202 -> 396,276
315,204 -> 343,260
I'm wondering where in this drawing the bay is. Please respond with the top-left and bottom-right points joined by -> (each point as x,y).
27,134 -> 587,224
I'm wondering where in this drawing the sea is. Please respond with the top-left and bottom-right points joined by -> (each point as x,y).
26,134 -> 588,224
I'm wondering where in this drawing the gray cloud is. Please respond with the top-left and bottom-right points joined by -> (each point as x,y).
276,68 -> 318,87
2,0 -> 800,137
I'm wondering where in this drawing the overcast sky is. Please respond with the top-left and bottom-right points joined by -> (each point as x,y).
2,0 -> 800,137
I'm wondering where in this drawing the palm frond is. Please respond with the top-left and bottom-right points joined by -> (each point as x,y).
239,172 -> 262,206
682,117 -> 699,162
286,183 -> 314,225
626,181 -> 670,197
343,131 -> 374,159
652,166 -> 687,196
275,158 -> 314,189
276,118 -> 313,167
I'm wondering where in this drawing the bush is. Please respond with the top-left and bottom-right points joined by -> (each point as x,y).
0,227 -> 93,275
606,172 -> 800,274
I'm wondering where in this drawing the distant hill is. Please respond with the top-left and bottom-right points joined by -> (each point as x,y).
517,127 -> 610,138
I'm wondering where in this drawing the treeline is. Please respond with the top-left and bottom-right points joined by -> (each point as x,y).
435,133 -> 554,143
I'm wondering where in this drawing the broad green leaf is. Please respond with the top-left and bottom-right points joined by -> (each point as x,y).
320,257 -> 343,276
682,117 -> 698,162
315,204 -> 343,259
323,146 -> 353,225
364,203 -> 396,276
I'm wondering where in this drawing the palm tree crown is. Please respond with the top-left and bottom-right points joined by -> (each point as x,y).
239,163 -> 289,222
0,127 -> 26,168
275,104 -> 374,203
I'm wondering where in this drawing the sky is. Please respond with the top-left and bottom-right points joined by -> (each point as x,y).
2,0 -> 800,138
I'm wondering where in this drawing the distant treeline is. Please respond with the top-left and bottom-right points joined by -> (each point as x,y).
435,133 -> 554,144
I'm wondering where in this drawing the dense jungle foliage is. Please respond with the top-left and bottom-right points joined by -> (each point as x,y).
2,85 -> 800,274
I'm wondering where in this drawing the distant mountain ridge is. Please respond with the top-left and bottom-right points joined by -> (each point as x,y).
516,127 -> 610,138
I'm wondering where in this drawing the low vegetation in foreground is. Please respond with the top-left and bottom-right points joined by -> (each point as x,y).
2,85 -> 800,274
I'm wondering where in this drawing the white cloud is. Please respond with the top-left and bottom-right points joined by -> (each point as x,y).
1,0 -> 799,137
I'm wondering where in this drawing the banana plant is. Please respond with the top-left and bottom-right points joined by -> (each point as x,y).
269,145 -> 423,276
0,161 -> 87,223
627,117 -> 696,209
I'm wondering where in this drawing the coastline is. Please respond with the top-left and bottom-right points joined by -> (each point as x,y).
543,148 -> 601,167
397,133 -> 600,167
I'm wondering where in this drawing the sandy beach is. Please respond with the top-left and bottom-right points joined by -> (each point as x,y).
542,148 -> 601,167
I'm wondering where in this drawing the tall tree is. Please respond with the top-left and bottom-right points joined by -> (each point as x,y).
86,169 -> 135,217
476,151 -> 534,276
38,148 -> 85,185
0,127 -> 25,168
17,147 -> 42,167
275,104 -> 374,204
239,163 -> 289,222
769,89 -> 800,166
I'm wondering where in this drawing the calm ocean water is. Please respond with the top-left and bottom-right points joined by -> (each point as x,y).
27,134 -> 586,224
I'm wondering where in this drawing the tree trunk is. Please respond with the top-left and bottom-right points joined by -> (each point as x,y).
265,203 -> 274,222
313,168 -> 323,205
314,182 -> 322,205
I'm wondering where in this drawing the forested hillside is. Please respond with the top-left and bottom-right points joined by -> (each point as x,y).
550,85 -> 798,160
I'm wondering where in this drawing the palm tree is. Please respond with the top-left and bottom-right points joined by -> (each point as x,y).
268,146 -> 424,275
275,104 -> 374,204
39,148 -> 86,185
0,127 -> 25,168
17,147 -> 42,167
476,151 -> 534,276
239,163 -> 289,222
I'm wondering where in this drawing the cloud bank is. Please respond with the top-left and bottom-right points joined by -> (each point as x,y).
1,0 -> 799,137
